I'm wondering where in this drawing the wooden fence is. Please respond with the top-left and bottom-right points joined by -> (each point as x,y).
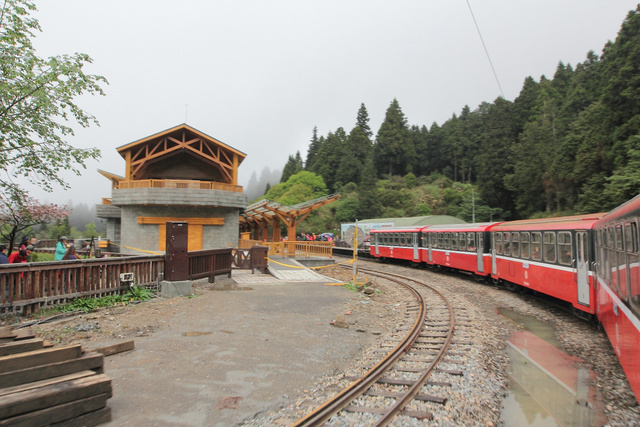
238,240 -> 333,258
0,246 -> 271,315
0,255 -> 164,315
187,248 -> 233,282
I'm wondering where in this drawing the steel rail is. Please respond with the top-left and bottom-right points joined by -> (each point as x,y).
293,265 -> 456,426
291,269 -> 427,426
364,268 -> 455,426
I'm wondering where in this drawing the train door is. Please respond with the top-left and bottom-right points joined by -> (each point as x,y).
413,233 -> 419,261
477,232 -> 484,273
374,233 -> 379,256
576,231 -> 589,306
428,233 -> 433,263
491,232 -> 497,275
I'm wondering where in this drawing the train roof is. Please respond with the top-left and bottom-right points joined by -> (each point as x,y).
594,193 -> 640,226
357,215 -> 466,227
369,226 -> 425,233
422,222 -> 499,232
492,213 -> 605,231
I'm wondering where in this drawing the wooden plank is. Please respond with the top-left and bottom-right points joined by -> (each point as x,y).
50,406 -> 111,426
0,353 -> 104,389
11,328 -> 35,341
0,371 -> 96,397
0,393 -> 110,427
0,345 -> 82,374
0,339 -> 44,357
0,374 -> 112,419
87,340 -> 135,357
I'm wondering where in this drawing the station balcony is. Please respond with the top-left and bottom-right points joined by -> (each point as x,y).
101,179 -> 246,209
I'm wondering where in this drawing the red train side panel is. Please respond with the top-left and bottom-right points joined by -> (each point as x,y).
594,194 -> 640,402
421,223 -> 498,277
489,214 -> 603,316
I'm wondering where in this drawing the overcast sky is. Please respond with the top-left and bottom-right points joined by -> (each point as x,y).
21,0 -> 639,206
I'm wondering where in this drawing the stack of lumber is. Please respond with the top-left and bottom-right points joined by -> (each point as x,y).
0,327 -> 112,426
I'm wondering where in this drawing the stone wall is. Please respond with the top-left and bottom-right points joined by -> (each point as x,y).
119,205 -> 241,255
112,188 -> 247,208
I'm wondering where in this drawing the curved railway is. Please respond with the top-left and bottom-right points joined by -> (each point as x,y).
293,266 -> 467,426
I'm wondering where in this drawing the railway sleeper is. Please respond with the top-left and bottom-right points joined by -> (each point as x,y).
342,405 -> 433,421
364,389 -> 447,405
377,377 -> 452,387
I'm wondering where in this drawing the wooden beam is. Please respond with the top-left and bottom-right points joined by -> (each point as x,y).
137,217 -> 224,226
87,341 -> 135,357
0,374 -> 112,419
0,338 -> 44,357
0,352 -> 104,389
0,345 -> 83,374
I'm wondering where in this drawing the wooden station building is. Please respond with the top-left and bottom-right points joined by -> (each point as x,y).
96,124 -> 248,254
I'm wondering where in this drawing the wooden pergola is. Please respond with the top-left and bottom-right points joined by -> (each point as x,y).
240,194 -> 341,242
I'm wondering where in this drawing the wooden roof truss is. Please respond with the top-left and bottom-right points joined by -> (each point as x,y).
127,129 -> 235,183
240,194 -> 341,241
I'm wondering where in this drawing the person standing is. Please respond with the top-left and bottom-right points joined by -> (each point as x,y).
55,236 -> 68,261
0,244 -> 8,264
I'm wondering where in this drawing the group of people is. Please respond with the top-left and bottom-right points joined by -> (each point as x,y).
0,236 -> 37,265
298,233 -> 334,242
0,236 -> 78,265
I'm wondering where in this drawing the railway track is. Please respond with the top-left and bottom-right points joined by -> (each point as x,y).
293,266 -> 472,426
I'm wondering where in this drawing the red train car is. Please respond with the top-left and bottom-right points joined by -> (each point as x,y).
369,226 -> 423,263
593,195 -> 640,400
489,214 -> 603,316
421,223 -> 498,277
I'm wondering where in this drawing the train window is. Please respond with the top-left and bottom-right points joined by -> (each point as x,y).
625,223 -> 637,253
503,232 -> 511,256
558,232 -> 572,265
495,233 -> 503,255
467,233 -> 476,251
520,232 -> 530,259
451,233 -> 458,250
615,224 -> 623,251
430,234 -> 436,249
444,233 -> 451,249
531,232 -> 542,260
543,232 -> 557,263
400,233 -> 406,246
511,233 -> 520,258
438,233 -> 444,248
459,233 -> 466,251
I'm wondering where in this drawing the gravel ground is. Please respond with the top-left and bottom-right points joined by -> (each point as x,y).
5,259 -> 640,426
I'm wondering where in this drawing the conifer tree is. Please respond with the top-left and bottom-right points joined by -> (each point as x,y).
373,99 -> 413,177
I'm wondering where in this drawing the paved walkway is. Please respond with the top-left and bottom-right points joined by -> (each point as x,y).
232,258 -> 342,284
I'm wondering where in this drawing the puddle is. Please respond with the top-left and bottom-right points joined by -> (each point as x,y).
498,308 -> 607,426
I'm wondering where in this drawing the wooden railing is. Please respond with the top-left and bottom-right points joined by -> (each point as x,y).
187,248 -> 233,282
231,246 -> 268,273
118,179 -> 243,193
237,240 -> 333,258
0,256 -> 164,315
